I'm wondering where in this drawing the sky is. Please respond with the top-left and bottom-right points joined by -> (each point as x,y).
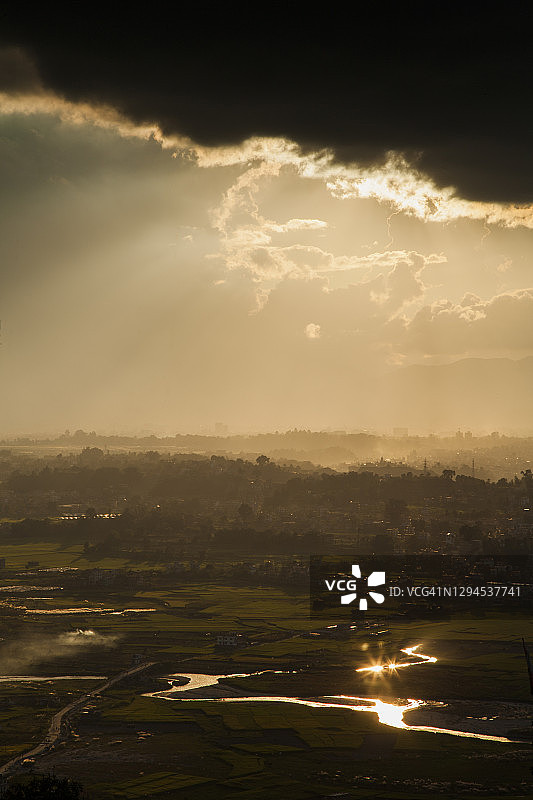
1,7 -> 533,436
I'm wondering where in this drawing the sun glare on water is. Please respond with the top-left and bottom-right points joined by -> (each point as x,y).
149,643 -> 519,743
356,644 -> 437,674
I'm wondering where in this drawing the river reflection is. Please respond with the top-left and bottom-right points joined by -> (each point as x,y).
356,644 -> 437,674
0,605 -> 157,615
0,675 -> 106,682
146,670 -> 293,700
146,644 -> 525,744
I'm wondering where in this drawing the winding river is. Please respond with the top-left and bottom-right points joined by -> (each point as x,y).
145,645 -> 531,744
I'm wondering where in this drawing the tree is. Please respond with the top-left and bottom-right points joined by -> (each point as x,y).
521,469 -> 533,490
237,502 -> 253,523
3,774 -> 84,799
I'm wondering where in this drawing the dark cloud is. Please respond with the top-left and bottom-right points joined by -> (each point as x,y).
1,6 -> 532,202
0,46 -> 41,92
2,2 -> 533,203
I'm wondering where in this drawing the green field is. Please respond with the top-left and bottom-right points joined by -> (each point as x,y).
33,687 -> 533,799
0,560 -> 532,798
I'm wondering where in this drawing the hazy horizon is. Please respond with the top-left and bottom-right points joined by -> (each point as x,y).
3,419 -> 533,441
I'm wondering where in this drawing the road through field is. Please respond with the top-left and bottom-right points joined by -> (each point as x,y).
0,661 -> 156,776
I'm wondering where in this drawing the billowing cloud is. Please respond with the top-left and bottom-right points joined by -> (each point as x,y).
199,140 -> 533,231
259,251 -> 434,339
380,256 -> 426,310
305,323 -> 321,339
1,68 -> 533,235
402,289 -> 533,356
325,156 -> 533,229
0,89 -> 189,149
267,219 -> 328,233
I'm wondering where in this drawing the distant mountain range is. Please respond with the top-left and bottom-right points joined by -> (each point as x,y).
382,356 -> 533,433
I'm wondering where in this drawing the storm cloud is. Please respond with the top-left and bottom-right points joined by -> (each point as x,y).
1,5 -> 532,203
